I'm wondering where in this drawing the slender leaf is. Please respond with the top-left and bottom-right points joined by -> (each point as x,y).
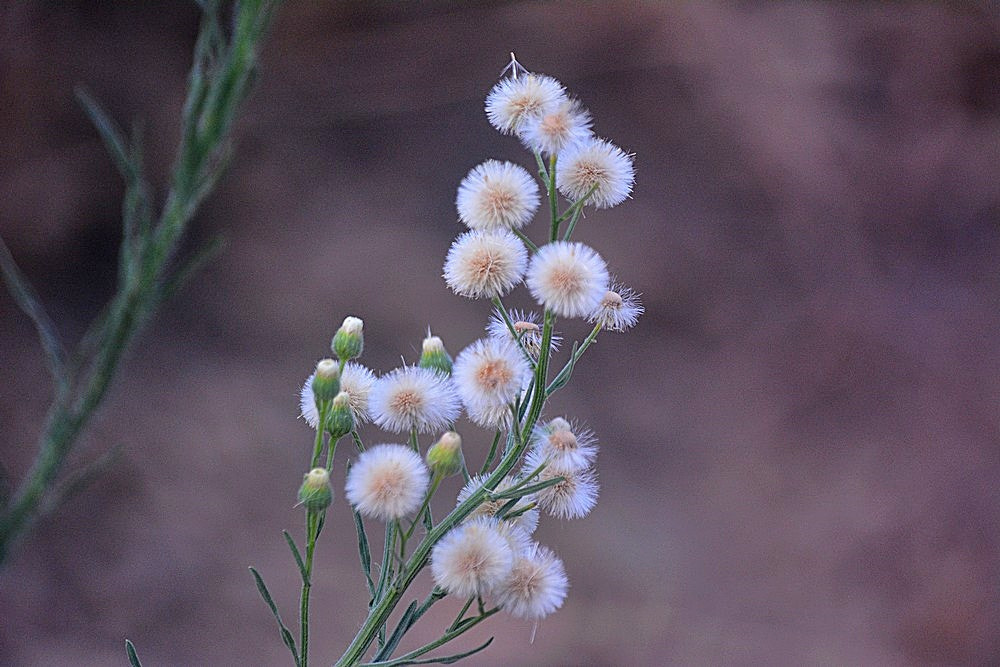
124,639 -> 142,667
249,567 -> 300,665
360,638 -> 495,667
353,509 -> 375,597
372,599 -> 418,661
282,530 -> 307,582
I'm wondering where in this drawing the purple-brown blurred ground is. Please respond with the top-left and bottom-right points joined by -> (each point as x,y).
2,2 -> 1000,665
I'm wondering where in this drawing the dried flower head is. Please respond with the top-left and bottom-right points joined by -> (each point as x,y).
486,308 -> 561,359
300,361 -> 376,428
556,137 -> 635,209
526,241 -> 609,318
430,517 -> 515,598
496,544 -> 569,620
456,474 -> 539,535
369,366 -> 461,434
518,97 -> 592,156
588,281 -> 643,332
524,449 -> 599,520
444,229 -> 528,300
457,160 -> 540,231
530,417 -> 597,471
485,73 -> 566,135
453,338 -> 532,413
345,444 -> 430,521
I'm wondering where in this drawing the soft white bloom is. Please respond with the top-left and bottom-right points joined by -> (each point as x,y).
523,448 -> 599,520
430,517 -> 514,598
588,281 -> 643,332
556,137 -> 635,209
456,160 -> 540,231
456,474 -> 539,535
485,74 -> 566,135
453,338 -> 532,413
526,241 -> 609,318
486,308 -> 560,359
345,444 -> 430,521
518,97 -> 592,156
369,366 -> 461,434
496,544 -> 569,620
443,229 -> 528,300
530,417 -> 597,471
300,362 -> 376,427
465,400 -> 514,430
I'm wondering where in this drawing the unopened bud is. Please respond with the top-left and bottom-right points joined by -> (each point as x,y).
426,431 -> 463,477
312,358 -> 341,404
326,391 -> 355,439
419,334 -> 453,375
297,468 -> 333,511
332,316 -> 364,361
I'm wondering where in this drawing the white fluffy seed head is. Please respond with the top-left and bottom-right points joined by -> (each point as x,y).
524,449 -> 599,520
300,362 -> 376,428
556,137 -> 635,209
369,366 -> 461,434
588,280 -> 644,332
464,400 -> 515,430
530,417 -> 598,471
345,444 -> 430,521
496,544 -> 569,620
443,229 -> 528,300
430,517 -> 515,598
456,160 -> 540,231
526,241 -> 609,318
453,338 -> 532,413
456,475 -> 539,535
518,97 -> 592,157
485,74 -> 566,135
486,308 -> 561,359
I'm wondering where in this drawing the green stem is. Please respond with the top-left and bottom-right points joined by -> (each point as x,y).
547,322 -> 602,395
311,401 -> 329,468
548,155 -> 559,241
404,474 -> 441,543
300,508 -> 320,667
478,431 -> 502,476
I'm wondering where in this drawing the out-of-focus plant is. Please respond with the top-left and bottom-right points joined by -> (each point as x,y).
0,0 -> 280,565
250,55 -> 643,666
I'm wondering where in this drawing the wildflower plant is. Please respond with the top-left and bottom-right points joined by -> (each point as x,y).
251,55 -> 642,666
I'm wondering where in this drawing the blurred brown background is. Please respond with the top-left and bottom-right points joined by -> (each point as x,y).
3,1 -> 1000,665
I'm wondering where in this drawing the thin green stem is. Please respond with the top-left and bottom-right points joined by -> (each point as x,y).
478,431 -> 502,476
490,296 -> 534,365
448,597 -> 475,632
511,228 -> 539,252
547,322 -> 602,395
404,474 -> 441,543
300,508 -> 320,667
548,155 -> 559,241
310,401 -> 329,468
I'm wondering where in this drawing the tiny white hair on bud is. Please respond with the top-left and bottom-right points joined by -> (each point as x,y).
485,73 -> 566,135
345,444 -> 430,521
430,517 -> 515,598
588,280 -> 643,332
556,137 -> 635,209
341,316 -> 364,335
300,362 -> 376,428
530,417 -> 598,471
443,229 -> 528,300
517,97 -> 592,157
369,366 -> 461,434
496,543 -> 569,620
526,241 -> 609,318
452,338 -> 531,415
523,449 -> 599,520
456,474 -> 539,535
456,160 -> 540,231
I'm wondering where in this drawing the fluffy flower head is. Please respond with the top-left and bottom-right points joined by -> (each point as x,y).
526,241 -> 609,318
518,97 -> 592,156
430,517 -> 515,598
453,338 -> 531,412
588,281 -> 643,332
524,448 -> 599,520
345,444 -> 430,521
369,366 -> 461,434
457,160 -> 540,231
456,474 -> 539,535
496,544 -> 569,620
556,137 -> 635,209
300,362 -> 376,427
486,308 -> 561,359
531,417 -> 598,471
485,73 -> 566,135
444,229 -> 528,300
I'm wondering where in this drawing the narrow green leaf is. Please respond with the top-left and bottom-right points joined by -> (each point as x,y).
353,508 -> 375,597
360,638 -> 495,667
282,530 -> 307,583
372,599 -> 418,661
248,567 -> 300,665
75,88 -> 133,179
124,639 -> 142,667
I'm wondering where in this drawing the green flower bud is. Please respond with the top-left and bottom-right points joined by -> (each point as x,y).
297,468 -> 333,511
332,316 -> 364,361
312,358 -> 341,404
325,391 -> 355,440
426,431 -> 463,477
419,334 -> 453,376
